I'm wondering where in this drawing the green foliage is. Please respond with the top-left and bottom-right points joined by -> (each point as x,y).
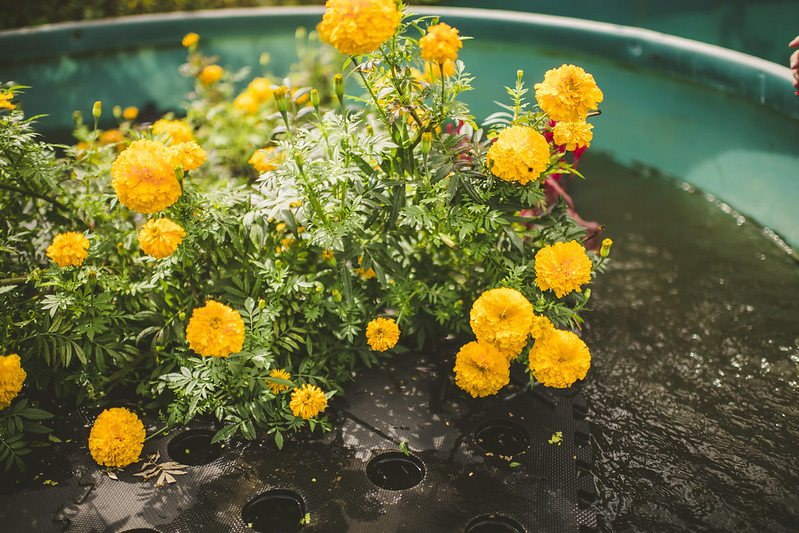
0,399 -> 54,472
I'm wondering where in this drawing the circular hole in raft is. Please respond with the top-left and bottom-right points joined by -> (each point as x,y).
242,489 -> 305,533
465,514 -> 525,533
474,420 -> 530,456
166,429 -> 222,465
366,451 -> 425,490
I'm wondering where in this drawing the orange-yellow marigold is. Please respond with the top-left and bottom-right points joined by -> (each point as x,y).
289,383 -> 328,419
138,217 -> 186,259
185,300 -> 245,358
88,407 -> 146,468
248,77 -> 273,102
486,125 -> 550,185
552,120 -> 594,151
365,317 -> 400,351
198,64 -> 223,86
470,287 -> 533,360
122,106 -> 139,121
0,92 -> 15,110
266,369 -> 293,394
530,314 -> 555,340
528,328 -> 591,388
318,0 -> 401,56
182,32 -> 199,47
453,341 -> 510,398
0,354 -> 26,410
152,119 -> 194,145
111,139 -> 182,214
420,22 -> 463,64
249,146 -> 285,173
534,240 -> 592,298
46,231 -> 90,267
170,141 -> 207,171
534,64 -> 603,122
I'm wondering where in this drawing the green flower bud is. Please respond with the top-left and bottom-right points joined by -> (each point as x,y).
112,105 -> 121,120
334,73 -> 344,101
92,101 -> 102,120
600,238 -> 613,258
273,86 -> 289,113
258,298 -> 266,309
310,88 -> 320,110
420,132 -> 432,155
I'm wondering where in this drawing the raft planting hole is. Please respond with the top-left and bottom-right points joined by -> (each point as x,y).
241,489 -> 306,533
166,429 -> 222,465
474,420 -> 530,456
366,451 -> 425,490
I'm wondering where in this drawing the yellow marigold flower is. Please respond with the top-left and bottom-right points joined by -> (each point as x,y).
470,287 -> 533,359
198,64 -> 223,86
170,141 -> 207,171
534,64 -> 603,122
453,341 -> 510,398
99,129 -> 125,150
0,354 -> 26,410
552,120 -> 594,151
185,300 -> 245,358
0,92 -> 14,110
354,256 -> 376,280
365,317 -> 400,351
486,125 -> 550,185
291,87 -> 310,105
46,231 -> 90,267
182,32 -> 199,47
74,141 -> 91,160
266,368 -> 292,394
528,328 -> 591,388
426,59 -> 456,80
122,106 -> 139,121
534,240 -> 592,298
248,146 -> 285,173
289,383 -> 328,419
420,22 -> 463,64
530,314 -> 554,340
322,249 -> 334,261
111,139 -> 182,214
138,217 -> 186,259
152,119 -> 194,145
248,77 -> 273,102
233,90 -> 260,115
88,407 -> 146,468
318,0 -> 401,56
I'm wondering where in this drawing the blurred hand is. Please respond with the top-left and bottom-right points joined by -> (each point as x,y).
790,36 -> 799,91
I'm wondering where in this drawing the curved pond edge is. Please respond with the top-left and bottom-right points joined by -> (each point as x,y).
1,6 -> 797,252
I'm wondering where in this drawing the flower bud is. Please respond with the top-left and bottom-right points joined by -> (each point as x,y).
517,69 -> 524,84
259,52 -> 271,67
179,311 -> 186,321
331,289 -> 342,302
420,132 -> 432,155
275,259 -> 283,269
600,238 -> 613,258
310,88 -> 320,110
334,73 -> 344,101
113,105 -> 122,120
258,298 -> 266,309
117,242 -> 125,255
92,101 -> 102,120
273,86 -> 289,113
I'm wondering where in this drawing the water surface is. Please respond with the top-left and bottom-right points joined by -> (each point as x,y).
573,154 -> 799,532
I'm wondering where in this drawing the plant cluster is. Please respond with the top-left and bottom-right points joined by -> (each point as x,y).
0,1 -> 610,472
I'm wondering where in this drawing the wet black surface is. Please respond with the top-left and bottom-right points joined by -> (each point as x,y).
0,347 -> 594,532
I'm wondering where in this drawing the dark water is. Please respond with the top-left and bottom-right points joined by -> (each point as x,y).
573,154 -> 799,532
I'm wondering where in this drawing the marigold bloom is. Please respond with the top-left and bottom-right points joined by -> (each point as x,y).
535,64 -> 603,122
266,369 -> 292,394
170,141 -> 207,171
530,314 -> 554,340
318,0 -> 401,56
552,120 -> 593,151
46,231 -> 90,267
420,22 -> 463,64
322,249 -> 334,261
0,354 -> 26,410
470,287 -> 533,359
249,146 -> 285,173
99,129 -> 125,151
233,91 -> 260,115
248,77 -> 273,102
0,92 -> 14,110
122,106 -> 139,121
152,119 -> 194,145
354,256 -> 376,280
88,407 -> 146,468
534,240 -> 592,298
185,300 -> 245,358
453,341 -> 510,398
528,328 -> 591,388
138,217 -> 186,259
290,383 -> 328,419
182,32 -> 199,47
111,139 -> 182,214
486,125 -> 550,185
198,65 -> 223,86
365,317 -> 400,351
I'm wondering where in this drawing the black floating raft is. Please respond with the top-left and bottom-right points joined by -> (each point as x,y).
0,346 -> 597,532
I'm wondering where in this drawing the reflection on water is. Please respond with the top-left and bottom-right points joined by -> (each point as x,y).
573,154 -> 799,532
